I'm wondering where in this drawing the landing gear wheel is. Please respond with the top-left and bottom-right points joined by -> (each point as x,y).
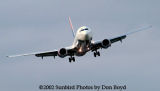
72,57 -> 75,62
69,56 -> 75,63
69,58 -> 72,63
93,51 -> 100,57
97,51 -> 100,56
94,52 -> 96,57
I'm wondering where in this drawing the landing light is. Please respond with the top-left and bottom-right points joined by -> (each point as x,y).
78,48 -> 82,53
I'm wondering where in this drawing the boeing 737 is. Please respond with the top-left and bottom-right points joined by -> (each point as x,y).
7,17 -> 152,62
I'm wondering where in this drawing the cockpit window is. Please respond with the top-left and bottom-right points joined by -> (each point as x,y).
81,28 -> 88,31
85,28 -> 88,30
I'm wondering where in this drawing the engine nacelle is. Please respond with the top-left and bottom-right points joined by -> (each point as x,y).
58,48 -> 67,58
101,39 -> 111,48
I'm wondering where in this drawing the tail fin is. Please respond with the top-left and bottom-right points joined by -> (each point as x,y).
68,17 -> 75,37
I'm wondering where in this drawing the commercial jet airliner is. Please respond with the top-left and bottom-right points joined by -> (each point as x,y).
7,17 -> 152,62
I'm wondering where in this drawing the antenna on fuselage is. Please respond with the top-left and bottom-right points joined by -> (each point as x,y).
68,17 -> 75,37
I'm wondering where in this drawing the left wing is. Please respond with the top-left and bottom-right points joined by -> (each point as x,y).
110,25 -> 152,43
110,35 -> 126,43
91,25 -> 152,51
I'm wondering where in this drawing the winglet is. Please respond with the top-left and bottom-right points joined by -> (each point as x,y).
68,17 -> 75,37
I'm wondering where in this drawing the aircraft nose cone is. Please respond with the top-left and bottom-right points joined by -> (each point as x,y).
85,34 -> 89,39
85,31 -> 92,40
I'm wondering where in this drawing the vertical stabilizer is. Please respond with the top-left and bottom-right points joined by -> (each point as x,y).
69,17 -> 75,37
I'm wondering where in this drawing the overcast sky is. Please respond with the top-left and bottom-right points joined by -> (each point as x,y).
0,0 -> 160,91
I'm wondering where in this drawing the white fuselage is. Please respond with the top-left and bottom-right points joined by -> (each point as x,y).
72,26 -> 93,56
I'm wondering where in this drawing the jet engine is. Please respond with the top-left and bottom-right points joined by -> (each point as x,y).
58,48 -> 67,58
101,39 -> 111,48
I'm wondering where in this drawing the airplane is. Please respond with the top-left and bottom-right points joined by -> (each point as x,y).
7,17 -> 152,62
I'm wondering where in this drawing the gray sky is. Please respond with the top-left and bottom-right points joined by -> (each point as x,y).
0,0 -> 160,91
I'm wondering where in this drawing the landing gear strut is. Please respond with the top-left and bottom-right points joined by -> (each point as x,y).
93,51 -> 100,57
69,56 -> 75,63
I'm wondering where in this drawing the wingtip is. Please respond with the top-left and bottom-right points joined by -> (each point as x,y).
147,25 -> 153,30
147,25 -> 152,28
6,56 -> 10,58
6,55 -> 16,58
150,25 -> 153,28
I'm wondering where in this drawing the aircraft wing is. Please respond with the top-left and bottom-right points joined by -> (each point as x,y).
110,25 -> 152,43
7,50 -> 58,58
91,25 -> 152,51
7,46 -> 76,59
35,51 -> 58,58
35,48 -> 76,58
110,35 -> 126,43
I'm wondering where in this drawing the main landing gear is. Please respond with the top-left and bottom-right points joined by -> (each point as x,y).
93,51 -> 100,57
69,56 -> 75,63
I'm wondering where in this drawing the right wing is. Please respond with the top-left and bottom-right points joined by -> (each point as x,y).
7,50 -> 58,59
7,47 -> 76,59
35,51 -> 58,58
